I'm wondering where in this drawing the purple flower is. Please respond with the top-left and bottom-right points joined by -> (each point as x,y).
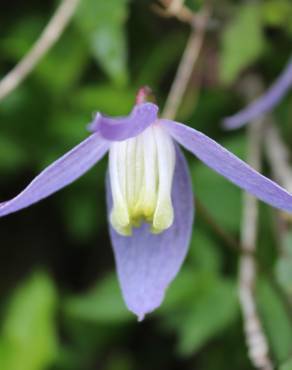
1,94 -> 292,320
224,56 -> 292,129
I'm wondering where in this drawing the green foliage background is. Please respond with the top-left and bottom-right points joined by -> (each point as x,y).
0,0 -> 292,369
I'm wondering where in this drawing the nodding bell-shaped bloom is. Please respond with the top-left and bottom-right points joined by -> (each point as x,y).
224,56 -> 292,129
2,88 -> 292,320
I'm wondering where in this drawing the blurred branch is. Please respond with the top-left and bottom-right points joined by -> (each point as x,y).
264,118 -> 292,305
196,200 -> 247,254
197,197 -> 292,328
161,3 -> 211,119
0,0 -> 80,102
153,0 -> 193,23
167,0 -> 186,14
265,122 -> 292,195
238,79 -> 273,370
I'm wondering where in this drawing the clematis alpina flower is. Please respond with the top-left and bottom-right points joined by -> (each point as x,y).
224,56 -> 292,129
1,88 -> 292,320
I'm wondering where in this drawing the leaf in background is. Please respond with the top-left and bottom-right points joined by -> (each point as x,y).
158,268 -> 206,312
191,135 -> 245,232
161,273 -> 238,356
263,0 -> 292,33
0,16 -> 44,60
0,135 -> 28,172
280,357 -> 292,370
61,174 -> 107,242
220,3 -> 265,84
105,352 -> 134,370
186,89 -> 236,132
275,231 -> 292,295
75,0 -> 129,86
0,272 -> 58,370
185,0 -> 203,12
35,29 -> 89,95
71,85 -> 135,116
64,273 -> 133,324
188,229 -> 223,273
176,278 -> 238,355
136,31 -> 186,89
257,278 -> 292,363
47,111 -> 91,147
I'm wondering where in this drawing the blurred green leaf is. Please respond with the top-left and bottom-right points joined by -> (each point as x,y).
161,273 -> 238,356
177,279 -> 237,355
188,229 -> 223,273
35,30 -> 89,95
191,135 -> 245,232
63,192 -> 99,241
0,272 -> 58,370
136,31 -> 185,88
65,273 -> 133,324
61,176 -> 106,241
275,231 -> 292,295
0,135 -> 28,172
280,357 -> 292,370
75,0 -> 129,86
257,278 -> 292,363
1,16 -> 44,60
220,3 -> 265,84
71,85 -> 135,115
159,268 -> 206,312
185,0 -> 203,12
263,0 -> 292,32
105,352 -> 133,370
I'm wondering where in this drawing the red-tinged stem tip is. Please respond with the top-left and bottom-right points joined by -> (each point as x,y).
136,86 -> 153,104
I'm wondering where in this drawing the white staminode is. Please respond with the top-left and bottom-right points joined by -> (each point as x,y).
109,124 -> 176,236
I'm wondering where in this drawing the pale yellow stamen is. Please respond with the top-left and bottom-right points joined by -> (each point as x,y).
109,124 -> 175,236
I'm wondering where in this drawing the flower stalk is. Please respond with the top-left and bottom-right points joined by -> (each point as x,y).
162,3 -> 211,119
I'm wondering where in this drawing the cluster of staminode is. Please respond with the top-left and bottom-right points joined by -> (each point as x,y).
109,90 -> 176,236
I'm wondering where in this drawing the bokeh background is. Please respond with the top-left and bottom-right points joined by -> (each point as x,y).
1,0 -> 292,369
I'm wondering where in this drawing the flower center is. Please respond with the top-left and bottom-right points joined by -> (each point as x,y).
109,124 -> 176,236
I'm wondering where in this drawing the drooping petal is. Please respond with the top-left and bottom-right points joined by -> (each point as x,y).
106,147 -> 194,320
0,133 -> 109,217
223,56 -> 292,129
163,119 -> 292,213
89,103 -> 159,141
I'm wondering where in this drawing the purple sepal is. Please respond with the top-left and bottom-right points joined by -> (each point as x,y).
87,113 -> 102,132
0,133 -> 109,217
163,119 -> 292,213
106,146 -> 194,320
223,56 -> 292,129
90,103 -> 159,141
